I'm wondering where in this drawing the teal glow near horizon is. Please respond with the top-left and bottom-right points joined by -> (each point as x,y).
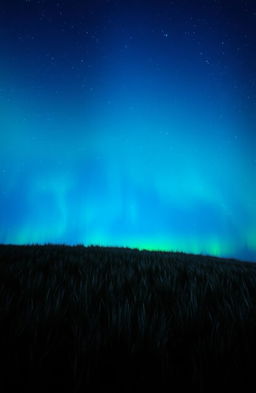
0,0 -> 255,261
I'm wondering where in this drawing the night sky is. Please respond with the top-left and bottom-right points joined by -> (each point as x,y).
0,0 -> 255,261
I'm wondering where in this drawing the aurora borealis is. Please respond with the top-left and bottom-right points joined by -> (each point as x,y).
0,0 -> 255,261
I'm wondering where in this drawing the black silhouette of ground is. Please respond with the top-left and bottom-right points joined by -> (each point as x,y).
0,244 -> 256,393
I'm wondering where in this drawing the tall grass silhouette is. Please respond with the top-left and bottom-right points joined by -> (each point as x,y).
0,244 -> 256,392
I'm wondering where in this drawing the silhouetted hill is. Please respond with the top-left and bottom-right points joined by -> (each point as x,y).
0,244 -> 256,393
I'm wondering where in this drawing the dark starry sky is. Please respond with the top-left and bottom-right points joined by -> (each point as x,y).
0,0 -> 255,261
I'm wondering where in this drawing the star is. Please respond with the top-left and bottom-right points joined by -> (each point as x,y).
161,30 -> 169,38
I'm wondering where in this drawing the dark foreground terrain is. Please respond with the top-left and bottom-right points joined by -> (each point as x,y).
0,245 -> 256,393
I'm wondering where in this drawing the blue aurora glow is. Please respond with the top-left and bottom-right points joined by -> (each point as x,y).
0,0 -> 255,261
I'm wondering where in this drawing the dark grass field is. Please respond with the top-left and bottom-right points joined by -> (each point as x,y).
0,244 -> 256,393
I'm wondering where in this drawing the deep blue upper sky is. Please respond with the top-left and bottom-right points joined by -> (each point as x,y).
0,0 -> 255,261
